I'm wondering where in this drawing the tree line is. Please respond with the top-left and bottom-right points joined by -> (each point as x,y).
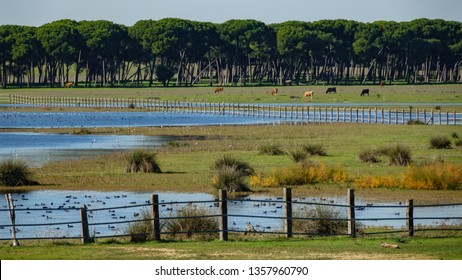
1,18 -> 461,88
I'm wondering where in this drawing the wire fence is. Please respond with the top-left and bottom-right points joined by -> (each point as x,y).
2,189 -> 461,244
8,94 -> 462,125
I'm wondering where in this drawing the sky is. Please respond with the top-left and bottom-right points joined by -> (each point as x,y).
1,0 -> 461,27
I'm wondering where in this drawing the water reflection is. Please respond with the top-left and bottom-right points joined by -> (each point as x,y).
0,132 -> 173,166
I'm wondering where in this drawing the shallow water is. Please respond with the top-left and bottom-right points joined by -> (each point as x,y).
1,190 -> 460,240
0,132 -> 173,166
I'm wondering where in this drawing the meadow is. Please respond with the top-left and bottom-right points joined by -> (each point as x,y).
1,84 -> 462,108
1,84 -> 462,260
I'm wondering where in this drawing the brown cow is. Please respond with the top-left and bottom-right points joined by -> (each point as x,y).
64,82 -> 73,88
271,88 -> 278,96
214,87 -> 224,93
304,91 -> 314,99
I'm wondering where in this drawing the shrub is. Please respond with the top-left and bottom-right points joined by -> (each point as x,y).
126,208 -> 152,242
211,166 -> 250,192
451,132 -> 459,139
163,206 -> 219,240
293,206 -> 348,236
0,159 -> 35,187
377,144 -> 412,166
455,139 -> 462,148
302,143 -> 327,156
212,155 -> 254,176
249,162 -> 349,188
288,149 -> 308,163
125,149 -> 161,173
429,135 -> 452,149
358,148 -> 380,163
258,144 -> 285,156
402,163 -> 462,190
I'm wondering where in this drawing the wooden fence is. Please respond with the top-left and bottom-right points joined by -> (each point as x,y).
8,94 -> 462,125
2,188 -> 461,244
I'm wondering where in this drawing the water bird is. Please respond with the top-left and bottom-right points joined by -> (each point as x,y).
108,225 -> 115,229
67,224 -> 74,228
133,212 -> 140,217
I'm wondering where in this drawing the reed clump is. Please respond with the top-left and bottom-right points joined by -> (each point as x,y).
293,206 -> 348,236
211,155 -> 254,192
125,149 -> 161,173
163,206 -> 219,240
0,159 -> 36,187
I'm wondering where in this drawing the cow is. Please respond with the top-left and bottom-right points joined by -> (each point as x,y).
271,88 -> 278,96
304,91 -> 314,99
214,87 -> 224,93
379,82 -> 385,87
64,82 -> 73,88
360,89 -> 370,96
326,87 -> 337,94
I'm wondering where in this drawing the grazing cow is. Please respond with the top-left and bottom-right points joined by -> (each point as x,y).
64,82 -> 73,88
379,82 -> 385,87
304,91 -> 314,99
326,87 -> 337,94
271,88 -> 278,96
214,87 -> 224,93
360,89 -> 370,96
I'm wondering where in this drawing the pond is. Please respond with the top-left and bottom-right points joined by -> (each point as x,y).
0,111 -> 280,129
1,190 -> 460,240
0,132 -> 174,166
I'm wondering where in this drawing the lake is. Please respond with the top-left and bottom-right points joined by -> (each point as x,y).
0,132 -> 174,166
1,190 -> 460,240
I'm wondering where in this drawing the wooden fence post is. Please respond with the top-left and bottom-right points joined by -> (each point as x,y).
151,194 -> 161,241
5,194 -> 20,246
347,189 -> 356,238
80,207 -> 90,244
284,188 -> 292,238
406,199 -> 414,237
219,189 -> 228,241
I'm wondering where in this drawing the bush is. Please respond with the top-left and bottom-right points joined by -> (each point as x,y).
125,149 -> 161,173
126,208 -> 152,242
0,159 -> 35,187
293,206 -> 348,236
402,163 -> 462,190
212,155 -> 254,176
258,144 -> 285,156
358,148 -> 380,163
407,119 -> 425,125
211,155 -> 254,192
288,149 -> 308,163
302,143 -> 327,156
429,135 -> 452,149
377,144 -> 412,166
163,206 -> 219,240
249,162 -> 349,188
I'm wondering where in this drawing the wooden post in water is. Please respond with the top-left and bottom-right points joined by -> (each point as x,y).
219,189 -> 228,241
151,194 -> 161,241
347,189 -> 356,238
5,194 -> 19,246
406,199 -> 414,237
80,207 -> 90,244
284,188 -> 293,238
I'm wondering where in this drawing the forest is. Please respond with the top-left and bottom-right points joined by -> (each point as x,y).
0,18 -> 461,88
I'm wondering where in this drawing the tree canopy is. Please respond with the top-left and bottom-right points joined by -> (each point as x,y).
1,18 -> 461,88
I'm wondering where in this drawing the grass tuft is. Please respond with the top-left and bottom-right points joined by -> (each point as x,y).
0,159 -> 36,187
125,149 -> 161,173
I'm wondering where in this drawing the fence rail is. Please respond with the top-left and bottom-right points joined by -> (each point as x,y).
2,188 -> 461,244
8,94 -> 462,125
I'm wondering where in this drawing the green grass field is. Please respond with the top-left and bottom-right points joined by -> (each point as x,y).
1,236 -> 461,260
1,84 -> 462,107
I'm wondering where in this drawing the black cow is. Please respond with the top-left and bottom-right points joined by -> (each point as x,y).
326,87 -> 337,94
360,89 -> 369,96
